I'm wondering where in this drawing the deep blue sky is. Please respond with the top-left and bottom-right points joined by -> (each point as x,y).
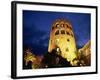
23,10 -> 91,55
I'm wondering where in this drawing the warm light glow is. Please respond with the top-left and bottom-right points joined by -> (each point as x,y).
48,19 -> 77,65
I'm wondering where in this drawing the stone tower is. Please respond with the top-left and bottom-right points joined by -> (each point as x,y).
48,19 -> 77,65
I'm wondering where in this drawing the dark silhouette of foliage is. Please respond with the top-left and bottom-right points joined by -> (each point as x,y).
41,49 -> 72,68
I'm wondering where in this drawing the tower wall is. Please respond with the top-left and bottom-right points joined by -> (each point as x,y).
48,19 -> 77,63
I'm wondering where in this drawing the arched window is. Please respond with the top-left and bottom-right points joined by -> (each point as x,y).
61,24 -> 65,28
66,24 -> 72,30
61,30 -> 65,34
66,24 -> 69,28
71,33 -> 73,37
52,27 -> 54,30
56,24 -> 59,28
55,30 -> 59,35
66,31 -> 70,35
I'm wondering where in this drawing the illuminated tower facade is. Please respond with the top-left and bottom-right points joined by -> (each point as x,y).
48,19 -> 77,65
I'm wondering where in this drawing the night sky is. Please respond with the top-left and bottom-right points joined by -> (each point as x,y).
23,10 -> 91,55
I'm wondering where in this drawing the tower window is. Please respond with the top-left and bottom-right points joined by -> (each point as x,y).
66,31 -> 70,35
67,39 -> 70,42
56,24 -> 59,28
55,30 -> 59,35
61,30 -> 65,34
66,25 -> 69,28
66,48 -> 69,52
51,40 -> 52,44
66,24 -> 72,30
61,24 -> 65,28
71,33 -> 73,37
68,26 -> 72,30
52,27 -> 54,30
